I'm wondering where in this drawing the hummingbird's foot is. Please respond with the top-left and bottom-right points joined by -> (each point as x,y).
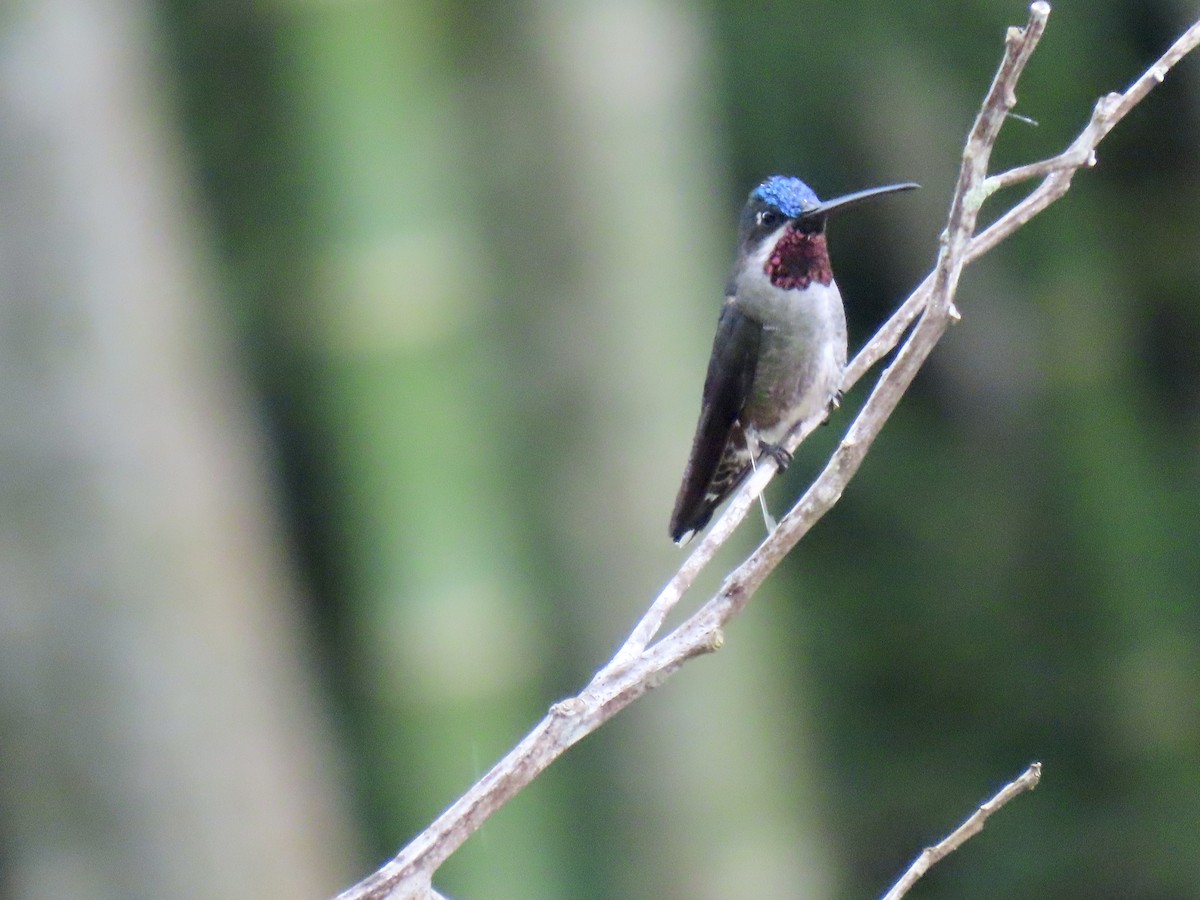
757,441 -> 792,472
821,390 -> 844,425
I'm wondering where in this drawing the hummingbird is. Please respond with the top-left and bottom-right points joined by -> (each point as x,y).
669,175 -> 918,544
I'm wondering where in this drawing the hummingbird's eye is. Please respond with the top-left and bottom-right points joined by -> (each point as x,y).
756,209 -> 784,228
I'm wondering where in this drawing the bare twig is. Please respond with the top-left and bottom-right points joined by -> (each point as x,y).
968,13 -> 1200,261
881,763 -> 1043,900
337,4 -> 1200,897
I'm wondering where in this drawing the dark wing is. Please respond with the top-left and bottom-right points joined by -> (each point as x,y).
669,302 -> 762,543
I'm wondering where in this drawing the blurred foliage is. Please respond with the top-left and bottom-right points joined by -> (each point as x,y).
126,0 -> 1200,896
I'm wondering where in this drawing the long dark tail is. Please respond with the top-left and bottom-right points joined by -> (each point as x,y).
669,425 -> 752,544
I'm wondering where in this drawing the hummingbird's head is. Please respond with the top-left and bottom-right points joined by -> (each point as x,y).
737,176 -> 919,291
738,176 -> 821,250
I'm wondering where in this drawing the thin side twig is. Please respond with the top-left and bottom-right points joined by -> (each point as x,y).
970,14 -> 1200,259
881,763 -> 1043,900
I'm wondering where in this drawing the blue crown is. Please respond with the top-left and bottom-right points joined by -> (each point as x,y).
752,176 -> 819,218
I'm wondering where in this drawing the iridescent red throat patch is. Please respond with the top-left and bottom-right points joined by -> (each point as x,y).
765,227 -> 833,290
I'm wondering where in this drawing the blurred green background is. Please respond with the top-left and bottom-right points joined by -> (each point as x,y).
2,1 -> 1198,898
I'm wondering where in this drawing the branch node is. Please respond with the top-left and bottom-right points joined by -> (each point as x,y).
1097,92 -> 1122,118
550,697 -> 585,717
963,183 -> 991,213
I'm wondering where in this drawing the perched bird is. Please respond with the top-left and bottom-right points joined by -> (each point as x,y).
669,176 -> 917,544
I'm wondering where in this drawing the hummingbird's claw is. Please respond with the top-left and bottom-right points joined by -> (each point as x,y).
757,441 -> 792,472
821,390 -> 844,426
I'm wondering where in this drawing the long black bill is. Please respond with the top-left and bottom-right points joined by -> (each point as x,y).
797,182 -> 920,222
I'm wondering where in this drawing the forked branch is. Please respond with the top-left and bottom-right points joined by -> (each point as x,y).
338,5 -> 1200,897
